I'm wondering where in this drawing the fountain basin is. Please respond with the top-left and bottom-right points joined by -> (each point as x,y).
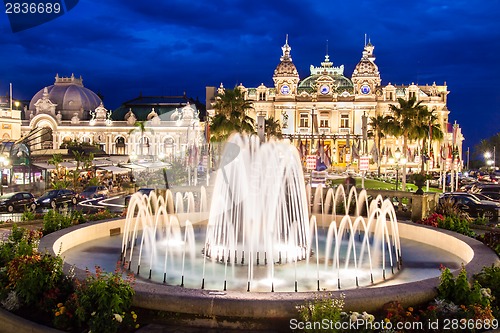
39,218 -> 499,331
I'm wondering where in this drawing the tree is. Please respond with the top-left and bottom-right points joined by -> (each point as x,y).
129,121 -> 149,156
48,154 -> 63,182
265,117 -> 282,140
473,133 -> 500,169
209,87 -> 255,142
369,115 -> 392,176
388,97 -> 428,190
410,108 -> 444,173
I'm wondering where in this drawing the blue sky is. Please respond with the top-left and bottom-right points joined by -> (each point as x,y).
0,0 -> 499,151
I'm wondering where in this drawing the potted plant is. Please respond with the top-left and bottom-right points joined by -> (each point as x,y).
411,173 -> 428,195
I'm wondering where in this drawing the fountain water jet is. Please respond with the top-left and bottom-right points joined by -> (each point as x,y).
120,134 -> 402,292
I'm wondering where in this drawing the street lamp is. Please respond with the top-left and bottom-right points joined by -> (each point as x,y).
388,148 -> 406,191
0,156 -> 10,195
484,151 -> 493,170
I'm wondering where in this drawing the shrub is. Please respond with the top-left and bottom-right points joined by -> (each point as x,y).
437,215 -> 475,237
296,293 -> 345,333
438,265 -> 488,307
74,265 -> 137,333
476,231 -> 500,256
21,210 -> 36,222
42,209 -> 84,235
0,225 -> 42,266
436,198 -> 472,222
416,212 -> 444,228
6,253 -> 72,311
86,209 -> 119,221
473,265 -> 500,318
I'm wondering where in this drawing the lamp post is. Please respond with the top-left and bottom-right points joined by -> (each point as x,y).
0,156 -> 10,195
484,151 -> 493,170
388,147 -> 406,191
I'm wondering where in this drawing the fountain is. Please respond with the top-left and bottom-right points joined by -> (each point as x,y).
120,134 -> 403,292
44,133 -> 497,330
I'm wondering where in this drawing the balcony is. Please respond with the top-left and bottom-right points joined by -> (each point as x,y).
339,128 -> 350,134
319,127 -> 330,134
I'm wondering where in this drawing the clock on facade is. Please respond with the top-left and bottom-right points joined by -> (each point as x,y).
320,85 -> 330,95
280,85 -> 290,95
360,85 -> 371,94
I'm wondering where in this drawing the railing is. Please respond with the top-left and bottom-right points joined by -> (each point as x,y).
365,189 -> 440,221
0,213 -> 24,224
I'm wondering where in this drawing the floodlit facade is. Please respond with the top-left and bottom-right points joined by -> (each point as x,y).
0,74 -> 204,187
207,38 -> 464,173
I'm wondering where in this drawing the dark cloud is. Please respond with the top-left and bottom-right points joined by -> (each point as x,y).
0,0 -> 498,149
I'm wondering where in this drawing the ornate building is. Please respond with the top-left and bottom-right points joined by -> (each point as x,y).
0,74 -> 205,188
207,38 -> 464,172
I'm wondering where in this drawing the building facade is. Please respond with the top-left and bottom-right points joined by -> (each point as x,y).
207,38 -> 464,173
0,74 -> 205,188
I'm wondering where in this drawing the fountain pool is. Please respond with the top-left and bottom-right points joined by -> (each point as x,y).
39,134 -> 499,330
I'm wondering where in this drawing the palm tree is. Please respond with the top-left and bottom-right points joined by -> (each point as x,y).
410,109 -> 444,173
388,97 -> 428,190
209,87 -> 255,142
129,121 -> 148,156
265,117 -> 283,140
48,154 -> 63,182
369,115 -> 392,176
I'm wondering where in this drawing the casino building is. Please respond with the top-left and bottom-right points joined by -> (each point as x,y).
207,38 -> 464,173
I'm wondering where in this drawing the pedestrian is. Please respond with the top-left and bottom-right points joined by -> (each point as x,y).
345,174 -> 355,191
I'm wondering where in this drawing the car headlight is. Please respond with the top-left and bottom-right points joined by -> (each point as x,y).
41,198 -> 50,203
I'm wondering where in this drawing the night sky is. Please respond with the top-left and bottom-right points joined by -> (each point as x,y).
0,0 -> 499,152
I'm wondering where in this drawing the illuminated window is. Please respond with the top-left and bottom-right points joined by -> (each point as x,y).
299,113 -> 309,128
340,114 -> 349,128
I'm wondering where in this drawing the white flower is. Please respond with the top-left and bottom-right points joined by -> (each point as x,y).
114,313 -> 123,323
91,311 -> 96,316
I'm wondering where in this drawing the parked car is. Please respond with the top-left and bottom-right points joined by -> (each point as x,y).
36,189 -> 78,209
78,185 -> 109,201
125,188 -> 155,206
476,185 -> 500,193
478,192 -> 500,202
439,192 -> 500,221
0,192 -> 36,212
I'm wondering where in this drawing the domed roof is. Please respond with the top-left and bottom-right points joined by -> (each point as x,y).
274,61 -> 298,77
29,74 -> 102,121
353,58 -> 378,75
299,74 -> 353,90
273,36 -> 299,78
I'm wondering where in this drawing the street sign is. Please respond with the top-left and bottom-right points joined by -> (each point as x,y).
359,156 -> 369,171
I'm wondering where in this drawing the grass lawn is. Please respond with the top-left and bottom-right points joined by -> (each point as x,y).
326,177 -> 443,193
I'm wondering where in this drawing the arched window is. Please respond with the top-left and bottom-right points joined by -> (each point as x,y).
163,137 -> 175,161
115,137 -> 125,155
139,137 -> 150,155
41,127 -> 53,149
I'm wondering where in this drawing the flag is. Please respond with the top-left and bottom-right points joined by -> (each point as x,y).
320,141 -> 326,163
370,144 -> 379,163
204,120 -> 210,144
297,140 -> 304,159
351,141 -> 359,160
452,122 -> 458,147
440,145 -> 446,161
324,144 -> 331,167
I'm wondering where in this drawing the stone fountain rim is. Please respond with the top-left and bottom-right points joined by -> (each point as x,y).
39,218 -> 500,328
